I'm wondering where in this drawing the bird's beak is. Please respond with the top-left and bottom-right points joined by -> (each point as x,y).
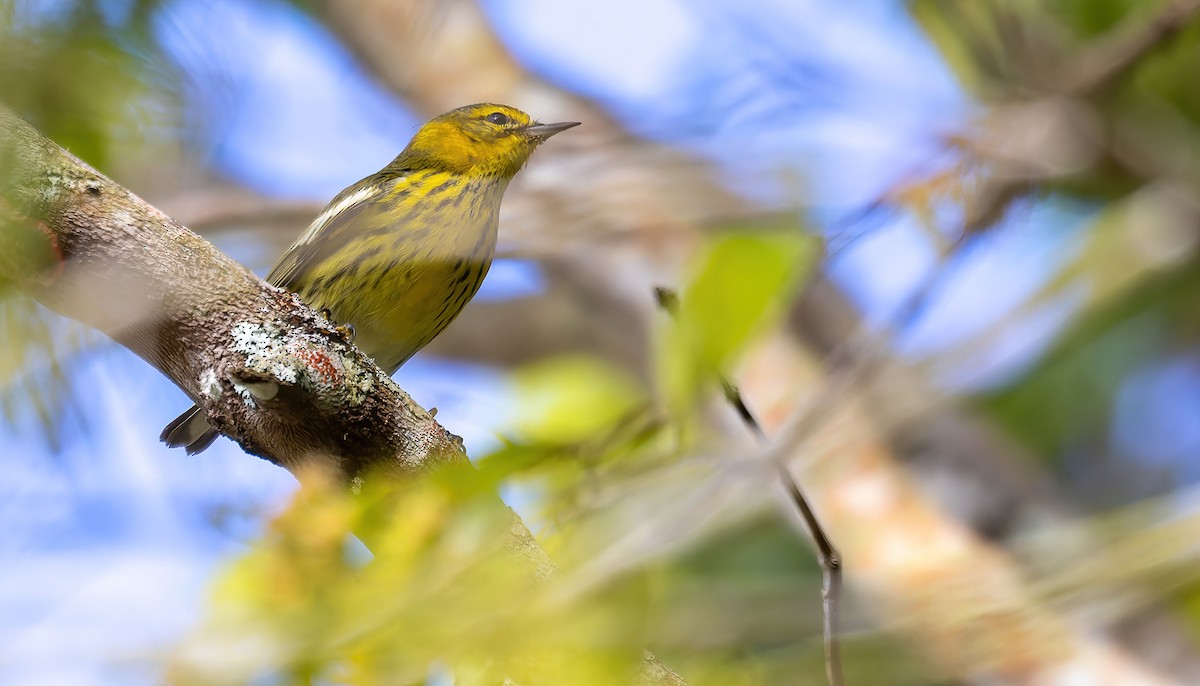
523,121 -> 581,140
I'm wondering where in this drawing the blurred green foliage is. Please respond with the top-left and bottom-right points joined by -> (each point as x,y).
0,0 -> 179,443
511,355 -> 645,446
5,0 -> 1200,680
0,297 -> 94,448
0,0 -> 170,170
184,464 -> 945,684
184,468 -> 657,685
660,230 -> 817,422
911,0 -> 1200,198
979,260 -> 1199,463
909,0 -> 1200,495
172,229 -> 863,685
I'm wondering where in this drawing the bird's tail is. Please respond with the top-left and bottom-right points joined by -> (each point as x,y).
160,404 -> 220,455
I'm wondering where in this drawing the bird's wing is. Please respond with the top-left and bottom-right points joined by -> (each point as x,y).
266,173 -> 406,290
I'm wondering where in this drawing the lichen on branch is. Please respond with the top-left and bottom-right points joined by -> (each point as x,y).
0,104 -> 461,478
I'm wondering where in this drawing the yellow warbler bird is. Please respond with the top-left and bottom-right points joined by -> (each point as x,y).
162,103 -> 579,453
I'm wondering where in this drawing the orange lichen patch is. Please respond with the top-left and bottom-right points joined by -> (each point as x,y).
292,344 -> 342,385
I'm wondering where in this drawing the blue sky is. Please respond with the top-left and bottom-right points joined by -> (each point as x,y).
5,0 -> 1200,683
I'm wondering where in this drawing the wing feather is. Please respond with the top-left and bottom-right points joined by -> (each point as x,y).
266,174 -> 408,290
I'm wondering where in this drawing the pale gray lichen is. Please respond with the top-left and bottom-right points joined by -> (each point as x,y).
224,318 -> 384,415
233,382 -> 256,407
338,352 -> 376,403
230,321 -> 300,386
199,369 -> 221,400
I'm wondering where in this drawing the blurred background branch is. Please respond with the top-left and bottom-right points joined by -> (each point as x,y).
6,0 -> 1200,683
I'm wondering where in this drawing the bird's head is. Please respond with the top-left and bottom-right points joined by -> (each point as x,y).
399,103 -> 580,178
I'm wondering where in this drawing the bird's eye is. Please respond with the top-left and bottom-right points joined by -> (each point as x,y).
486,111 -> 511,126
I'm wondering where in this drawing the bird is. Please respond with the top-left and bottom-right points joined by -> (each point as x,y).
161,103 -> 580,453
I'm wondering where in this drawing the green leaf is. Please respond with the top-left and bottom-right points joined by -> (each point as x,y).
510,356 -> 645,445
661,230 -> 818,413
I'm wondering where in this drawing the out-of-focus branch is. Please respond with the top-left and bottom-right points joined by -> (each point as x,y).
0,105 -> 459,478
428,258 -> 651,374
1061,0 -> 1200,95
790,268 -> 1058,539
310,1 -> 1190,682
742,331 -> 1177,685
959,0 -> 1200,233
318,0 -> 744,275
920,180 -> 1200,393
1,103 -> 691,685
157,184 -> 324,237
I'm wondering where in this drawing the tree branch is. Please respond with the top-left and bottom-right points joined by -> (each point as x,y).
0,105 -> 461,479
0,104 -> 691,686
959,0 -> 1200,233
311,1 -> 1192,681
1061,0 -> 1200,95
737,328 -> 1178,685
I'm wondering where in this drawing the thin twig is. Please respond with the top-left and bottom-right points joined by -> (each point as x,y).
696,247 -> 961,680
655,286 -> 844,686
722,379 -> 843,686
634,8 -> 1200,685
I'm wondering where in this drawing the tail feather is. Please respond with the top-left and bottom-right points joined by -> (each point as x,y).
161,404 -> 221,454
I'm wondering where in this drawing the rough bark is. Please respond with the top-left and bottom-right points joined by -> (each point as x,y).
0,105 -> 460,479
0,105 -> 690,686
